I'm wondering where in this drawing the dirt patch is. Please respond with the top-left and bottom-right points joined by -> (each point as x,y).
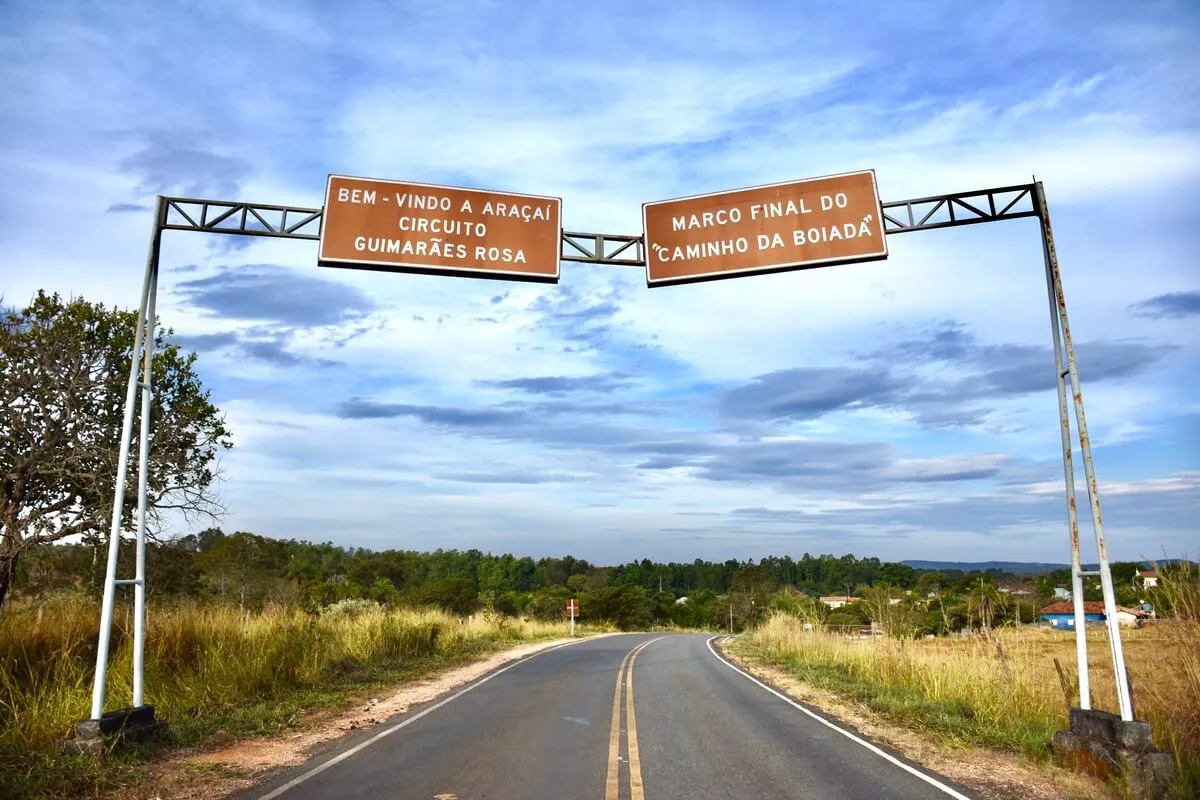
107,635 -> 608,800
717,638 -> 1115,800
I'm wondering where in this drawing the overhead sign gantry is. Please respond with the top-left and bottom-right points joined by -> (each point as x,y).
79,167 -> 1133,756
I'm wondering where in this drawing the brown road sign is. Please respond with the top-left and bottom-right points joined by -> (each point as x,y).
318,175 -> 562,282
642,169 -> 887,287
567,599 -> 580,615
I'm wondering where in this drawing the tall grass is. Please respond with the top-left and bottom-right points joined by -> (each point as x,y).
734,564 -> 1200,798
0,596 -> 582,799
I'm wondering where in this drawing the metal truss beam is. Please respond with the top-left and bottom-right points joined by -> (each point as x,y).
158,183 -> 1040,263
880,184 -> 1037,234
560,230 -> 644,266
162,198 -> 323,240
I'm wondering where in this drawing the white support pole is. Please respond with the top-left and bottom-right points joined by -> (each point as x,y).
1037,185 -> 1090,710
132,257 -> 159,708
89,197 -> 165,721
1035,182 -> 1133,721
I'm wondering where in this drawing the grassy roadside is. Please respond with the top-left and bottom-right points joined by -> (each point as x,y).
1,597 -> 602,800
727,615 -> 1199,800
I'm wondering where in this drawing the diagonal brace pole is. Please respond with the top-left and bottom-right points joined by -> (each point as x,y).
89,196 -> 165,720
1035,181 -> 1133,721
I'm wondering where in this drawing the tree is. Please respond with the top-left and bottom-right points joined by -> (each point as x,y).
421,577 -> 479,616
583,586 -> 654,631
861,584 -> 921,638
195,531 -> 284,611
1,291 -> 232,608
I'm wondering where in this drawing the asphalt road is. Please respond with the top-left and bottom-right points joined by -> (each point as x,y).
240,633 -> 978,800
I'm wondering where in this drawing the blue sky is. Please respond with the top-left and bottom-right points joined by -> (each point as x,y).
1,0 -> 1197,565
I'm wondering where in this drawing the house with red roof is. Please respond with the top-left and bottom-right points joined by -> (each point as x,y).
1040,601 -> 1150,630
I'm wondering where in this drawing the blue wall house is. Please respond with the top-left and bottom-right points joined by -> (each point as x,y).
1041,600 -> 1106,629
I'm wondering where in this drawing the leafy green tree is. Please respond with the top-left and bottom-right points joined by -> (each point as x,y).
729,564 -> 777,626
875,562 -> 919,589
195,531 -> 284,611
827,601 -> 870,627
583,586 -> 654,631
966,578 -> 1007,632
421,577 -> 479,616
526,587 -> 571,621
767,588 -> 826,627
1109,561 -> 1140,587
860,584 -> 922,637
670,588 -> 722,630
1,291 -> 231,608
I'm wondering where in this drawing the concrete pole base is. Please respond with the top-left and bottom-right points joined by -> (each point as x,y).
1051,709 -> 1177,800
59,705 -> 168,756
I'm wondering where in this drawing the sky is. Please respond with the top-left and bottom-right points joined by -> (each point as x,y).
1,0 -> 1197,567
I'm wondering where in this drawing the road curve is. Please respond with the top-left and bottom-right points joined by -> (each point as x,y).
236,633 -> 978,800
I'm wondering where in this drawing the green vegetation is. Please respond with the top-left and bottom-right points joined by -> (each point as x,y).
1,291 -> 231,609
14,532 -> 1177,633
734,560 -> 1200,800
0,597 -> 588,799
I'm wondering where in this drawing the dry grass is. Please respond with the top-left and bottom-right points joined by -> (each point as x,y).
0,596 -> 590,799
738,615 -> 1199,798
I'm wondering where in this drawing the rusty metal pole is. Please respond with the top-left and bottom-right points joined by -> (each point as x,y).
1034,182 -> 1133,721
1036,187 -> 1090,709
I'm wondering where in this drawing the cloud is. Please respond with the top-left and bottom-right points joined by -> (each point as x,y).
105,202 -> 151,214
238,336 -> 334,368
719,368 -> 906,421
171,329 -> 337,368
116,134 -> 254,199
335,399 -> 524,428
716,322 -> 1179,428
1130,291 -> 1200,320
172,332 -> 239,351
527,282 -> 625,350
477,373 -> 632,396
173,264 -> 375,326
433,471 -> 564,485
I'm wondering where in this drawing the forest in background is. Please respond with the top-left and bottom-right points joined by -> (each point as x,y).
8,528 -> 1179,635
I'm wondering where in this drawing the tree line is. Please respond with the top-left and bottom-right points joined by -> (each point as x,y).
11,528 -> 1180,633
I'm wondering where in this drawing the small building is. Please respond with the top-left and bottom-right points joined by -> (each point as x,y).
1053,586 -> 1071,600
1136,569 -> 1159,589
1042,600 -> 1106,629
1041,601 -> 1151,629
819,595 -> 855,608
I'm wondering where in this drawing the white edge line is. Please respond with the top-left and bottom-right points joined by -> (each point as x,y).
255,635 -> 611,800
704,636 -> 975,800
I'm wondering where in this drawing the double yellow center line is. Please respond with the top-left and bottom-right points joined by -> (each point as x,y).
605,637 -> 661,800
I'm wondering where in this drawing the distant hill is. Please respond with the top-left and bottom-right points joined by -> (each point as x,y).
903,559 -> 1190,576
902,560 -> 1069,575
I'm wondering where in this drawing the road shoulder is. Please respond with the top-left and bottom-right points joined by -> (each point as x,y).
102,634 -> 613,800
716,636 -> 1116,800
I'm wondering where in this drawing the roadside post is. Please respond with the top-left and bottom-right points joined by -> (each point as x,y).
567,598 -> 580,637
